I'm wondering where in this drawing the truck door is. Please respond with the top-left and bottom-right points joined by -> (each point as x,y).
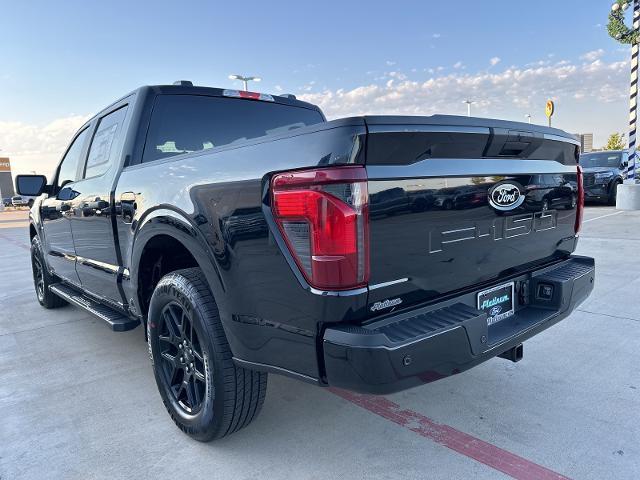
39,125 -> 93,286
68,102 -> 130,307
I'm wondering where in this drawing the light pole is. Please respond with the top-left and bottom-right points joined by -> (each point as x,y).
525,114 -> 532,124
228,74 -> 261,91
463,99 -> 475,117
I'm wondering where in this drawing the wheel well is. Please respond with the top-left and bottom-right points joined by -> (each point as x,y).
137,235 -> 199,317
611,177 -> 623,192
29,224 -> 37,240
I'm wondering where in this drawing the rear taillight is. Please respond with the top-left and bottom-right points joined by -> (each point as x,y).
575,164 -> 585,234
271,166 -> 369,290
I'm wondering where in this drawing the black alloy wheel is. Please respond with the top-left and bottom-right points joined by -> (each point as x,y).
30,236 -> 67,309
158,302 -> 207,414
32,253 -> 45,303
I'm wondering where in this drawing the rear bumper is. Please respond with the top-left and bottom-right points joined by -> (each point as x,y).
323,255 -> 595,394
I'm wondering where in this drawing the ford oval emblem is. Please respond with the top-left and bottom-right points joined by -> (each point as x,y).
488,182 -> 525,211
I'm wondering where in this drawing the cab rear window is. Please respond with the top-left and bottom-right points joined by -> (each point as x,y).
142,95 -> 323,163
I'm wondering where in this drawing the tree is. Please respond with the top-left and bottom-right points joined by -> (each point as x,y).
604,132 -> 626,150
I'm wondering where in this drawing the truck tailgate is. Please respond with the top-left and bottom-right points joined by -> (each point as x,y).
364,115 -> 580,313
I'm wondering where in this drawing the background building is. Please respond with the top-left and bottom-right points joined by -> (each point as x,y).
574,133 -> 594,153
0,158 -> 15,199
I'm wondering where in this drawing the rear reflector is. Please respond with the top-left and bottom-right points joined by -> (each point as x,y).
223,89 -> 274,102
271,167 -> 369,290
575,164 -> 584,234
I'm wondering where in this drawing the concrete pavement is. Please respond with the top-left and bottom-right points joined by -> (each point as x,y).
0,206 -> 638,480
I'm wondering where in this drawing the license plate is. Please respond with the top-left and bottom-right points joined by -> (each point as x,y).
477,282 -> 515,326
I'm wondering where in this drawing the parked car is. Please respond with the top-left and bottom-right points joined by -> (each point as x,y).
523,174 -> 577,211
432,185 -> 488,210
16,82 -> 595,442
11,195 -> 35,207
2,197 -> 12,207
579,150 -> 627,205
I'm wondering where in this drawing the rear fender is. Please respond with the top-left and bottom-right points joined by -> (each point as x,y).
129,207 -> 227,318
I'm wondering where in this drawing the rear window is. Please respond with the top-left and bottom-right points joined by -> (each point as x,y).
142,95 -> 324,163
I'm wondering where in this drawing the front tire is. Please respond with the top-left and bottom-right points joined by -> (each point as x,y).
148,268 -> 267,441
608,180 -> 622,206
30,236 -> 67,309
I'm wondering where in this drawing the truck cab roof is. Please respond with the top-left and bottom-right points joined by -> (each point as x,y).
117,83 -> 321,115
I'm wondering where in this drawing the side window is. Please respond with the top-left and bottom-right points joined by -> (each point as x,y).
84,106 -> 128,179
57,127 -> 91,189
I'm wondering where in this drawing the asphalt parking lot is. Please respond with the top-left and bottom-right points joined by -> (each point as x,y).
0,206 -> 638,480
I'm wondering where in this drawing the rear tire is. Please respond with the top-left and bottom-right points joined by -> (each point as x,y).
30,236 -> 67,309
148,268 -> 267,441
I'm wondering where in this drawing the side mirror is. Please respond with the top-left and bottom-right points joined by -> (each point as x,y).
621,160 -> 629,168
16,175 -> 48,196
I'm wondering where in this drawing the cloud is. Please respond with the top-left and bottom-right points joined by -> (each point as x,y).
385,60 -> 396,66
432,33 -> 441,39
0,114 -> 89,179
581,49 -> 605,62
490,57 -> 501,66
0,51 -> 629,176
453,61 -> 464,69
298,54 -> 629,122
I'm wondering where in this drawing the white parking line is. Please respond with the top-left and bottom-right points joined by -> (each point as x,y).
582,210 -> 625,223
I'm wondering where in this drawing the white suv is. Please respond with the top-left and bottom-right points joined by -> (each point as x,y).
11,195 -> 35,208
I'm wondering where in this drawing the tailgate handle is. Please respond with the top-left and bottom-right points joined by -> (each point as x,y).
500,141 -> 530,156
486,129 -> 543,157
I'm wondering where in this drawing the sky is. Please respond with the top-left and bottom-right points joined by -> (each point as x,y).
0,0 -> 633,177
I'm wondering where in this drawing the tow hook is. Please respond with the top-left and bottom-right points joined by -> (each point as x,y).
498,343 -> 523,363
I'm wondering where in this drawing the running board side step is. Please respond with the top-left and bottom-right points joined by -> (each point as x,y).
49,283 -> 140,332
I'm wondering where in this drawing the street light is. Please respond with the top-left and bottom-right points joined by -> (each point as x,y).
525,114 -> 532,124
463,99 -> 475,117
228,74 -> 261,91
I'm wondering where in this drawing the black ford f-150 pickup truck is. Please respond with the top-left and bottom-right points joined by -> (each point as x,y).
17,82 -> 595,441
